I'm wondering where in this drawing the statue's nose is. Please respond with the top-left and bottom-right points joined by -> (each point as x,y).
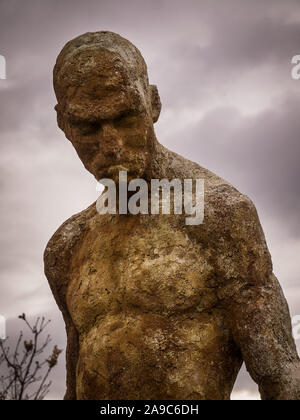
100,121 -> 123,155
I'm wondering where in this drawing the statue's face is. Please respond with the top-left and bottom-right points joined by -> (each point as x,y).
55,48 -> 155,181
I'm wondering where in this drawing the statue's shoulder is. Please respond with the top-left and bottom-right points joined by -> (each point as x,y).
178,153 -> 254,213
180,154 -> 263,241
206,178 -> 261,234
184,162 -> 271,284
205,176 -> 254,217
44,202 -> 96,260
44,202 -> 97,293
166,149 -> 260,231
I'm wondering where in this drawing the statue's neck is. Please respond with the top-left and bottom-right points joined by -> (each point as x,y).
144,136 -> 177,181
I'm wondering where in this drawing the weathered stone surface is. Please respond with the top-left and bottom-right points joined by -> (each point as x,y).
44,31 -> 300,400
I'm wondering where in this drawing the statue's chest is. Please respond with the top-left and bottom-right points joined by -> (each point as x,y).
67,214 -> 217,332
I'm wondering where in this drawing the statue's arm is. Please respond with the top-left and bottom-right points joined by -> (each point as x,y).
44,213 -> 86,400
220,196 -> 300,399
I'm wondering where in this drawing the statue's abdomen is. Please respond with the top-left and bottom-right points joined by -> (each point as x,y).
75,311 -> 241,400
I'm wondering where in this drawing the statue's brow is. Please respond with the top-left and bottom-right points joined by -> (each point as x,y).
66,109 -> 134,125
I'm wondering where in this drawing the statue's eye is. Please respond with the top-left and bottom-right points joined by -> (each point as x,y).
70,119 -> 100,135
114,112 -> 138,128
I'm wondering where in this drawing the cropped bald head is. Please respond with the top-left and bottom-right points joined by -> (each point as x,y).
54,31 -> 161,123
54,31 -> 147,83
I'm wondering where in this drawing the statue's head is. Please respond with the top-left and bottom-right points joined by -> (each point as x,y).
53,31 -> 161,181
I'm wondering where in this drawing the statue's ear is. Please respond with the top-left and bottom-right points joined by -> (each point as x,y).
149,85 -> 161,123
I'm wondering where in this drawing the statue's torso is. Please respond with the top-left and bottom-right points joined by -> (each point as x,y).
65,209 -> 242,399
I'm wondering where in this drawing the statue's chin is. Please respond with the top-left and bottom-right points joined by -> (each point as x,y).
106,165 -> 129,177
94,159 -> 147,182
95,165 -> 135,183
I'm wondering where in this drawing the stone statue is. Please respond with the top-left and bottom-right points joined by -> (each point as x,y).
44,31 -> 300,400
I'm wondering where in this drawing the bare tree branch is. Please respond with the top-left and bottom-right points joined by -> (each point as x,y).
0,314 -> 62,400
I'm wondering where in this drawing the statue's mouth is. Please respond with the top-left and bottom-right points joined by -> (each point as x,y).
106,165 -> 129,175
95,163 -> 129,177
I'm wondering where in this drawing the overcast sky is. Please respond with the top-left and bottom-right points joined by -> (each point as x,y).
0,0 -> 300,400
